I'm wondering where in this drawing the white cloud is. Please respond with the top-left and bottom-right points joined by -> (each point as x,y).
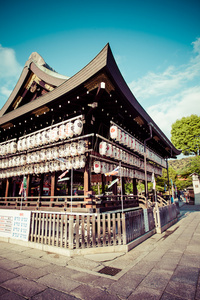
0,45 -> 22,109
129,38 -> 200,100
128,37 -> 200,141
0,45 -> 22,78
147,86 -> 200,139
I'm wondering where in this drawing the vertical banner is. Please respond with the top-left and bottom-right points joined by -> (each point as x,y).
143,208 -> 149,232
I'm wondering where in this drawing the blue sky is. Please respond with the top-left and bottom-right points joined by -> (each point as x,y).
0,0 -> 200,143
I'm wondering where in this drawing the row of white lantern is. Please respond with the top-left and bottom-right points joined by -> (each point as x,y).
0,141 -> 87,169
93,161 -> 152,181
0,118 -> 83,157
0,141 -> 17,156
0,155 -> 86,179
99,141 -> 153,171
110,125 -> 144,154
110,124 -> 166,168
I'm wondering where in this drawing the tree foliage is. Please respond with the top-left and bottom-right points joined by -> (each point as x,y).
171,115 -> 200,155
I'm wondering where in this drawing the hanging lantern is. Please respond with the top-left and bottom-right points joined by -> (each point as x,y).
101,162 -> 107,174
59,124 -> 67,140
58,145 -> 65,157
65,122 -> 74,138
41,130 -> 48,145
80,155 -> 86,168
27,136 -> 32,149
64,143 -> 71,157
36,132 -> 42,147
20,155 -> 26,166
94,161 -> 101,173
70,142 -> 78,156
44,162 -> 49,173
77,140 -> 86,155
52,146 -> 59,159
17,140 -> 23,152
99,141 -> 107,156
107,143 -> 113,157
67,157 -> 72,169
10,141 -> 17,154
74,119 -> 83,136
110,125 -> 118,140
40,149 -> 47,161
72,157 -> 79,169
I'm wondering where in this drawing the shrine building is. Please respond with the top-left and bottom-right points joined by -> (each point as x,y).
0,44 -> 181,212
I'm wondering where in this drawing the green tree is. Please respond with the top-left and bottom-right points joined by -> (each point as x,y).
171,115 -> 200,155
156,166 -> 177,192
180,156 -> 200,177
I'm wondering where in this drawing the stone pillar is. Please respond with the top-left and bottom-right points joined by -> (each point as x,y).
191,173 -> 200,205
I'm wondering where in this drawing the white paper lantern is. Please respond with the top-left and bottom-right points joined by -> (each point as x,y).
70,142 -> 78,156
17,140 -> 23,152
107,144 -> 113,157
42,130 -> 48,145
65,122 -> 74,138
44,162 -> 49,173
80,155 -> 86,168
26,136 -> 32,149
110,125 -> 118,140
94,161 -> 101,174
32,135 -> 37,148
59,124 -> 67,140
64,143 -> 71,157
74,119 -> 83,136
99,141 -> 107,156
52,146 -> 59,159
20,155 -> 26,165
121,131 -> 125,145
58,145 -> 65,157
10,141 -> 17,154
67,157 -> 72,169
40,149 -> 47,161
72,157 -> 79,169
77,140 -> 86,155
101,162 -> 107,174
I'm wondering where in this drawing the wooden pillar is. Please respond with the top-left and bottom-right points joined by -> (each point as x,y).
121,177 -> 125,196
84,164 -> 90,196
25,175 -> 30,206
5,178 -> 10,201
133,178 -> 137,196
50,172 -> 56,204
101,174 -> 105,194
112,176 -> 118,195
39,174 -> 44,197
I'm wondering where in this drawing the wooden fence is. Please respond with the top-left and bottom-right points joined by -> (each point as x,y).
154,203 -> 178,233
29,208 -> 155,250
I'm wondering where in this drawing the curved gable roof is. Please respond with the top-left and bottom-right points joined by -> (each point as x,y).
0,52 -> 69,117
0,44 -> 181,157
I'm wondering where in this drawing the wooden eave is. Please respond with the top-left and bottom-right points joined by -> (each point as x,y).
0,43 -> 181,158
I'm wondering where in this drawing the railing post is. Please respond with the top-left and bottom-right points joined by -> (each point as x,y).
122,212 -> 127,244
69,215 -> 74,250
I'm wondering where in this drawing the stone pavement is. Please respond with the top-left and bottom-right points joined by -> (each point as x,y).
0,203 -> 200,299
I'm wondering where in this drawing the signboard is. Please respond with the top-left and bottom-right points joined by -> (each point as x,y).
0,210 -> 31,241
143,209 -> 149,232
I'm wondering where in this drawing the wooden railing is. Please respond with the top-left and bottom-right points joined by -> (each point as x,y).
154,203 -> 178,231
0,196 -> 93,212
0,194 -> 140,213
29,208 -> 155,250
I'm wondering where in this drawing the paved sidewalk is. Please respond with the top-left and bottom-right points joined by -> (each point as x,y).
0,204 -> 200,299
